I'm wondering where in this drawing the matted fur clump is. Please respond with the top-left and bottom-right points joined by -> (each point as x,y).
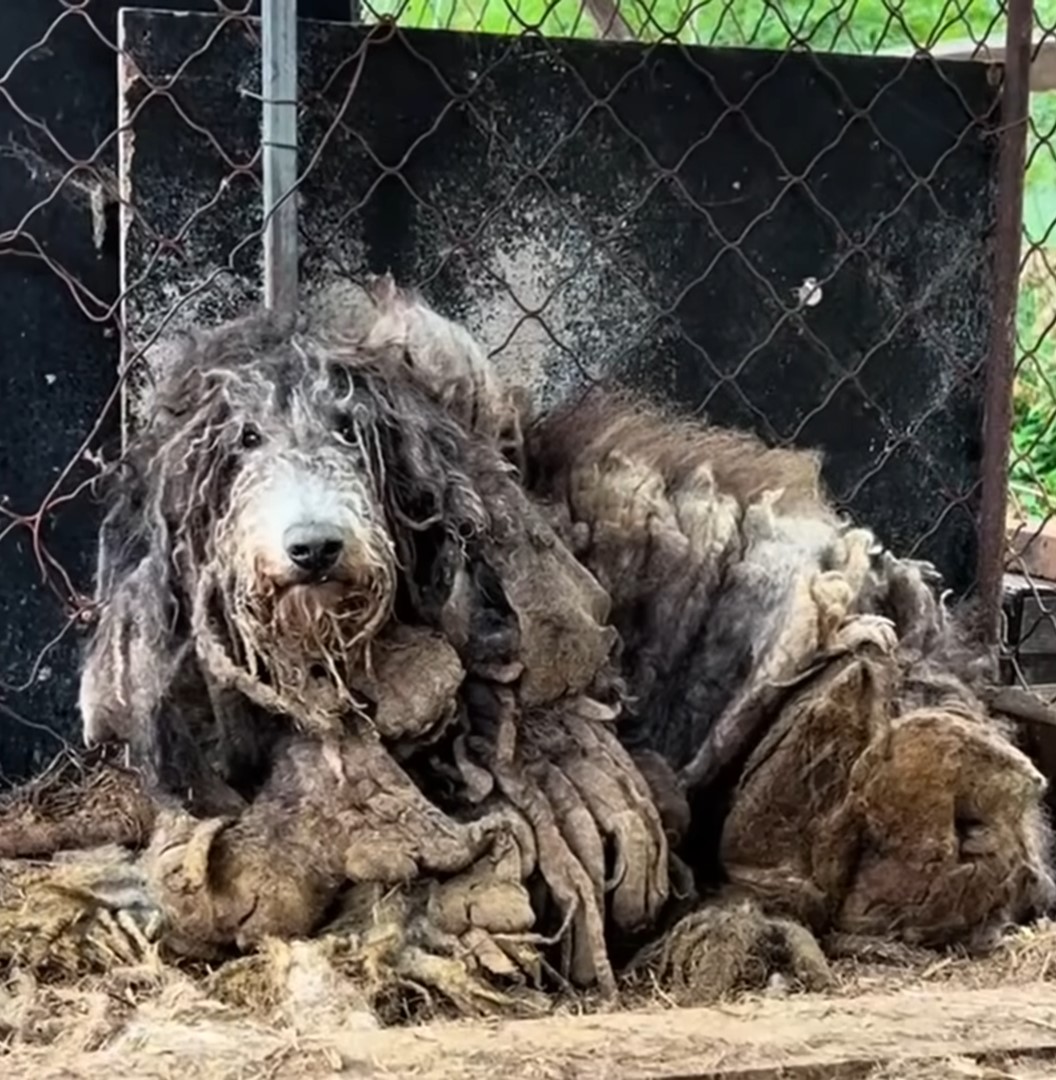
526,386 -> 1055,950
0,277 -> 1052,1026
69,284 -> 667,1003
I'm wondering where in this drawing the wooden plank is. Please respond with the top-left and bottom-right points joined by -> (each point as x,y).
886,37 -> 1056,93
325,985 -> 1056,1078
1022,682 -> 1056,700
1008,519 -> 1056,587
10,984 -> 1056,1079
1004,530 -> 1056,658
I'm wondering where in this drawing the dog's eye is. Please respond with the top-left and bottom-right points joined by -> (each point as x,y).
240,425 -> 262,449
334,414 -> 358,448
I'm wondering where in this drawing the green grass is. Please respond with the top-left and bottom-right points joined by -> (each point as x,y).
366,0 -> 1006,47
367,0 -> 1056,520
1013,89 -> 1056,522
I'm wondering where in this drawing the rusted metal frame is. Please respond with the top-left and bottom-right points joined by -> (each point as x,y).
979,0 -> 1034,642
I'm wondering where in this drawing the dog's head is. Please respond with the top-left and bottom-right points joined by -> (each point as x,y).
83,310 -> 493,739
207,341 -> 397,667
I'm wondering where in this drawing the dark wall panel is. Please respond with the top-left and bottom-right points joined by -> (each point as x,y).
0,5 -> 1000,780
0,1 -> 355,781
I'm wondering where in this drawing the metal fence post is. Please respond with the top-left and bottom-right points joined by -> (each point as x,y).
262,0 -> 299,314
978,0 -> 1034,641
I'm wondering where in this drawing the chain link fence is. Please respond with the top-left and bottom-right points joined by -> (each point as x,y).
0,0 -> 1048,781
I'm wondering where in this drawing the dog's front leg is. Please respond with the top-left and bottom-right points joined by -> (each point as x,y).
143,730 -> 534,956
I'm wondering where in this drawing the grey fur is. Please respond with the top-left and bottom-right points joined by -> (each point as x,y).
79,309 -> 500,811
76,283 -> 1054,975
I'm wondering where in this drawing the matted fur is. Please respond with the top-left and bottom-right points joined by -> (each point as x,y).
81,311 -> 498,793
525,386 -> 1055,944
308,273 -> 531,468
527,388 -> 992,779
11,280 -> 1048,1016
75,306 -> 668,997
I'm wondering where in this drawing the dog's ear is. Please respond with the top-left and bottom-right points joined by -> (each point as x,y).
365,374 -> 486,556
79,464 -> 236,812
361,373 -> 524,663
80,464 -> 174,746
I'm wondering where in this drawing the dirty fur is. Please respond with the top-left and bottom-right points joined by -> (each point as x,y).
309,274 -> 531,469
719,650 -> 1054,948
524,386 -> 1055,947
74,306 -> 667,998
628,898 -> 835,1004
0,282 -> 1048,1020
525,388 -> 983,782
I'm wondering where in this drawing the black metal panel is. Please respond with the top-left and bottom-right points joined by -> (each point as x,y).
123,13 -> 997,582
0,5 -> 1001,779
0,1 -> 354,781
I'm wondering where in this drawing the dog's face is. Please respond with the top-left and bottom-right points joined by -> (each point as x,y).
210,350 -> 397,659
102,312 -> 495,732
142,336 -> 404,724
84,308 -> 500,773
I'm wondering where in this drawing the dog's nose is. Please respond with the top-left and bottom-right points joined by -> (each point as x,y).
284,524 -> 344,575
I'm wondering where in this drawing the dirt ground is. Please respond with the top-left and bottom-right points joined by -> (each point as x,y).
8,926 -> 1056,1079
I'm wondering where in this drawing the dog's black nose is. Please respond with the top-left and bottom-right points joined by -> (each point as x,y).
284,524 -> 344,575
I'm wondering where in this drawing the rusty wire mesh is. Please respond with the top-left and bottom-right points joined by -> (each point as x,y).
0,1 -> 283,779
1003,4 -> 1056,718
0,0 -> 1046,780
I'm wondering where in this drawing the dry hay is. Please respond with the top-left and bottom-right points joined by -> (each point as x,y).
0,839 -> 536,1075
3,791 -> 1056,1075
5,922 -> 1056,1078
827,918 -> 1056,996
0,967 -> 347,1080
0,748 -> 154,860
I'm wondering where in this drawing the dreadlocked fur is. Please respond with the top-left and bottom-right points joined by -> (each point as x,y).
524,386 -> 1055,945
77,303 -> 670,996
524,386 -> 996,780
62,278 -> 1055,1010
80,309 -> 508,804
307,273 -> 531,469
325,280 -> 1056,950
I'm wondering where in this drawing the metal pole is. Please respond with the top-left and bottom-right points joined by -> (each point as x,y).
262,0 -> 299,314
978,0 -> 1033,642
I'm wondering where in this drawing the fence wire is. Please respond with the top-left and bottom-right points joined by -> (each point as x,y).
0,0 -> 1050,779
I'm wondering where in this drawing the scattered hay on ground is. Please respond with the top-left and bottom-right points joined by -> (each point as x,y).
0,846 -> 157,976
2,875 -> 1056,1078
0,749 -> 154,860
827,917 -> 1056,998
